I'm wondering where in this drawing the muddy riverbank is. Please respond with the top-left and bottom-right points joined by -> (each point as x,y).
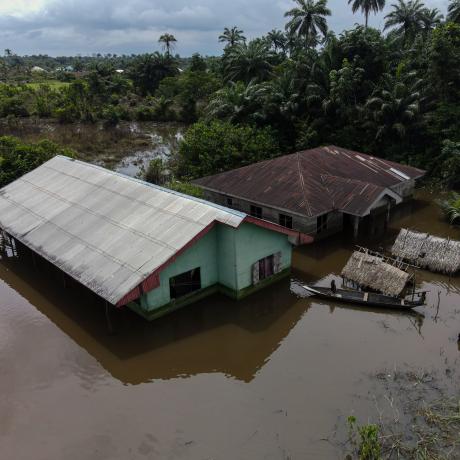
0,189 -> 459,459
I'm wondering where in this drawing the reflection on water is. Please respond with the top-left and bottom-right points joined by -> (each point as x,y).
1,190 -> 459,459
0,253 -> 302,384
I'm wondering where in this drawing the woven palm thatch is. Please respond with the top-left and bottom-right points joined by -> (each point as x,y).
341,251 -> 410,297
391,229 -> 460,275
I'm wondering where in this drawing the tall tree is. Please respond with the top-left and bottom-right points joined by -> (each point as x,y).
284,0 -> 331,48
219,27 -> 246,47
422,8 -> 443,31
365,71 -> 424,140
158,34 -> 177,57
384,0 -> 427,45
348,0 -> 386,28
223,40 -> 274,83
267,29 -> 288,53
448,0 -> 460,23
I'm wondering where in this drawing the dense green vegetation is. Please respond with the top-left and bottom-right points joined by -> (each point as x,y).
0,0 -> 460,193
0,136 -> 74,188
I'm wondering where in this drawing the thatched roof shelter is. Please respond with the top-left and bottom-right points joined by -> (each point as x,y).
341,251 -> 410,297
391,229 -> 460,275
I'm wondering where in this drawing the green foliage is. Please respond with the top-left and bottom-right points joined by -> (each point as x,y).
284,0 -> 331,47
165,181 -> 204,198
0,136 -> 75,188
176,121 -> 280,179
223,40 -> 275,83
128,53 -> 178,95
440,192 -> 460,224
145,158 -> 166,184
430,140 -> 460,188
429,22 -> 460,101
347,416 -> 382,460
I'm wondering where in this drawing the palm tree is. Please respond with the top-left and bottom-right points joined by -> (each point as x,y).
365,71 -> 423,139
223,40 -> 274,83
219,27 -> 246,47
267,29 -> 288,53
158,34 -> 177,57
384,0 -> 427,45
348,0 -> 386,28
447,0 -> 460,22
4,49 -> 12,57
422,8 -> 443,31
284,0 -> 331,48
206,80 -> 265,123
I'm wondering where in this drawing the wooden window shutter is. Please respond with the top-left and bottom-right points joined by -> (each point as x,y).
274,252 -> 282,274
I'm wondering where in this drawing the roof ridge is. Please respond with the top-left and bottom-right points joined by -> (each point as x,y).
296,151 -> 313,217
53,156 -> 246,219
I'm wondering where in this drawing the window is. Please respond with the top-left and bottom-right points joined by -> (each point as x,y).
279,214 -> 293,229
250,205 -> 262,219
252,252 -> 282,285
317,213 -> 328,234
169,268 -> 201,299
226,197 -> 233,207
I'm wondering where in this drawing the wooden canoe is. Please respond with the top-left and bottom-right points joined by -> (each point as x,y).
302,285 -> 425,310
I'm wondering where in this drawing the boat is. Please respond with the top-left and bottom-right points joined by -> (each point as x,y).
302,285 -> 426,310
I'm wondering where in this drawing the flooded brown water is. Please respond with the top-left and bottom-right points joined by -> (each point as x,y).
1,191 -> 459,459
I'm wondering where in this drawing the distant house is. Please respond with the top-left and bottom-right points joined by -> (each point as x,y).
55,65 -> 74,72
0,157 -> 308,321
31,66 -> 46,73
193,146 -> 425,241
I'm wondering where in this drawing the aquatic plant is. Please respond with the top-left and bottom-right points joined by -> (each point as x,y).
440,192 -> 460,225
347,416 -> 382,460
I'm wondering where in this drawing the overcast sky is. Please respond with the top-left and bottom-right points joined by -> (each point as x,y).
0,0 -> 450,56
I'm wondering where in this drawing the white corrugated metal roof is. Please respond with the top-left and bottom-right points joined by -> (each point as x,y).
0,156 -> 246,304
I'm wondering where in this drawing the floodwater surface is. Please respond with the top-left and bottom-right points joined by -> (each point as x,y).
0,191 -> 459,459
0,119 -> 185,177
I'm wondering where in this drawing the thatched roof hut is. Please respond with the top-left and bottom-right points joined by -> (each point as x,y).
391,229 -> 460,275
341,251 -> 410,297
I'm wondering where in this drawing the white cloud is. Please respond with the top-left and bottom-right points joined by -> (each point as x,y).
0,0 -> 452,56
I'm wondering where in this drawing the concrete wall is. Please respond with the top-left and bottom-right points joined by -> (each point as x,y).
390,179 -> 416,199
233,222 -> 292,291
140,226 -> 218,312
202,190 -> 343,239
136,221 -> 292,315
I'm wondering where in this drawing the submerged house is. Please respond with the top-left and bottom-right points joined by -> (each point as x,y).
0,156 -> 307,320
194,146 -> 425,241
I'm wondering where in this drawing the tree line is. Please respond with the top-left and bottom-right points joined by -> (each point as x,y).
0,0 -> 460,194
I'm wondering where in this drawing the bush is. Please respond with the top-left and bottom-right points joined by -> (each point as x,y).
0,136 -> 75,188
177,120 -> 280,179
165,181 -> 204,198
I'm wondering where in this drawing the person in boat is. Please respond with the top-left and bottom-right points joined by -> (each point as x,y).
331,279 -> 337,293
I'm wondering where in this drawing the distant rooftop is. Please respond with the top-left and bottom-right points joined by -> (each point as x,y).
194,146 -> 425,217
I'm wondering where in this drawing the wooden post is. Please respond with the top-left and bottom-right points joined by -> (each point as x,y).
31,251 -> 37,268
353,216 -> 360,240
105,301 -> 114,335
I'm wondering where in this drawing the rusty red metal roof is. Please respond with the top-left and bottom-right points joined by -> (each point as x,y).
193,146 -> 425,217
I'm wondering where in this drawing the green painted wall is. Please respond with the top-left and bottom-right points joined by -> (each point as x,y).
233,222 -> 292,291
216,224 -> 238,290
141,227 -> 218,311
137,221 -> 292,315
